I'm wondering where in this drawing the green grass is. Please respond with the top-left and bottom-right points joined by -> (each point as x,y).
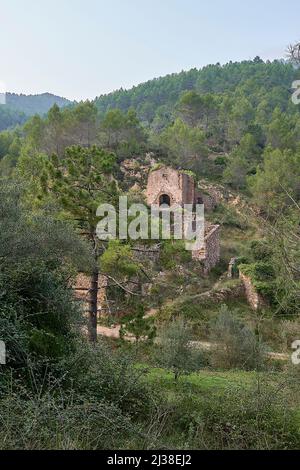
139,365 -> 258,393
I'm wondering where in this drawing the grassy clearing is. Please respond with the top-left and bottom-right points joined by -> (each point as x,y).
140,365 -> 259,393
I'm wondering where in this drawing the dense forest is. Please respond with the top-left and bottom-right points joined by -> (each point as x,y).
1,57 -> 300,450
95,58 -> 296,122
2,58 -> 300,211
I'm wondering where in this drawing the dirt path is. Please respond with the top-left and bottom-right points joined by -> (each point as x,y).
96,323 -> 289,361
97,324 -> 121,339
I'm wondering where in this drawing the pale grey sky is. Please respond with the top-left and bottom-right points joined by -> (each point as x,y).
0,0 -> 299,100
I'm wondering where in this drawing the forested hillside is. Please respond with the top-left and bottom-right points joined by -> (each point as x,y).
0,106 -> 27,132
95,58 -> 297,124
2,58 -> 298,213
5,92 -> 71,116
0,92 -> 72,132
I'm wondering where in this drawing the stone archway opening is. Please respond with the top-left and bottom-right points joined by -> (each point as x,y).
159,194 -> 171,207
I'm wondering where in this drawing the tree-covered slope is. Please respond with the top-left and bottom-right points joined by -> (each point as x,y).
6,92 -> 72,116
0,106 -> 27,132
94,58 -> 297,123
0,92 -> 72,132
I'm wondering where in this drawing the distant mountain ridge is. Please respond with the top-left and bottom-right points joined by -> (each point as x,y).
5,92 -> 72,116
0,92 -> 73,132
0,58 -> 297,133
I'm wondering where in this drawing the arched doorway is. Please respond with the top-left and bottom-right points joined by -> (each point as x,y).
159,194 -> 171,207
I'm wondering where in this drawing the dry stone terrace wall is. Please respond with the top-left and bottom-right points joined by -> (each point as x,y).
240,272 -> 269,311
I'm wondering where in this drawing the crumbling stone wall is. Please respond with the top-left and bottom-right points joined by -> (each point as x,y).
240,273 -> 269,311
75,273 -> 109,315
147,166 -> 221,274
200,193 -> 217,212
192,225 -> 221,274
203,225 -> 221,273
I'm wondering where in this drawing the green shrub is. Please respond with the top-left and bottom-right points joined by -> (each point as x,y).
211,204 -> 248,230
209,306 -> 266,371
214,156 -> 227,166
239,262 -> 276,302
156,319 -> 205,380
160,240 -> 191,269
74,341 -> 154,418
250,240 -> 273,261
0,262 -> 80,364
190,383 -> 300,449
0,384 -> 139,450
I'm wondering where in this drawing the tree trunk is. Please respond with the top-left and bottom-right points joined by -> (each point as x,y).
88,268 -> 99,343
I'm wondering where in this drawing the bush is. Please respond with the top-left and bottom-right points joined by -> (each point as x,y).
74,341 -> 154,418
280,320 -> 300,352
239,262 -> 276,302
0,339 -> 159,449
0,261 -> 80,365
189,382 -> 300,449
250,240 -> 273,261
160,240 -> 192,269
156,318 -> 205,380
209,306 -> 266,370
211,204 -> 248,230
0,383 -> 139,450
214,156 -> 227,167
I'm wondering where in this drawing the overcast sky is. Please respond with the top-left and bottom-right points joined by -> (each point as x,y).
0,0 -> 299,100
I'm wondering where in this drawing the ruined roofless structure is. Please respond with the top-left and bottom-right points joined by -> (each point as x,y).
146,165 -> 221,273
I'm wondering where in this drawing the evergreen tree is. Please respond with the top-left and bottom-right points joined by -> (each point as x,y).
43,145 -> 118,342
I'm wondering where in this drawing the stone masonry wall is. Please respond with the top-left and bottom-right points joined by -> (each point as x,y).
192,225 -> 221,274
181,173 -> 196,205
203,225 -> 221,273
75,273 -> 108,315
201,194 -> 217,212
146,166 -> 222,274
147,167 -> 183,206
146,167 -> 195,206
240,273 -> 269,311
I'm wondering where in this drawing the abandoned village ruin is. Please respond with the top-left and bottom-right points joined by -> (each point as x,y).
76,162 -> 269,323
146,165 -> 221,274
76,164 -> 222,318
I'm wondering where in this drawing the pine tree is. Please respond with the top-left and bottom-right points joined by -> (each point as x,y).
44,145 -> 118,342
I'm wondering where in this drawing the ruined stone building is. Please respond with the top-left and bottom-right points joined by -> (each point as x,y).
146,165 -> 217,211
76,165 -> 221,320
146,165 -> 221,274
